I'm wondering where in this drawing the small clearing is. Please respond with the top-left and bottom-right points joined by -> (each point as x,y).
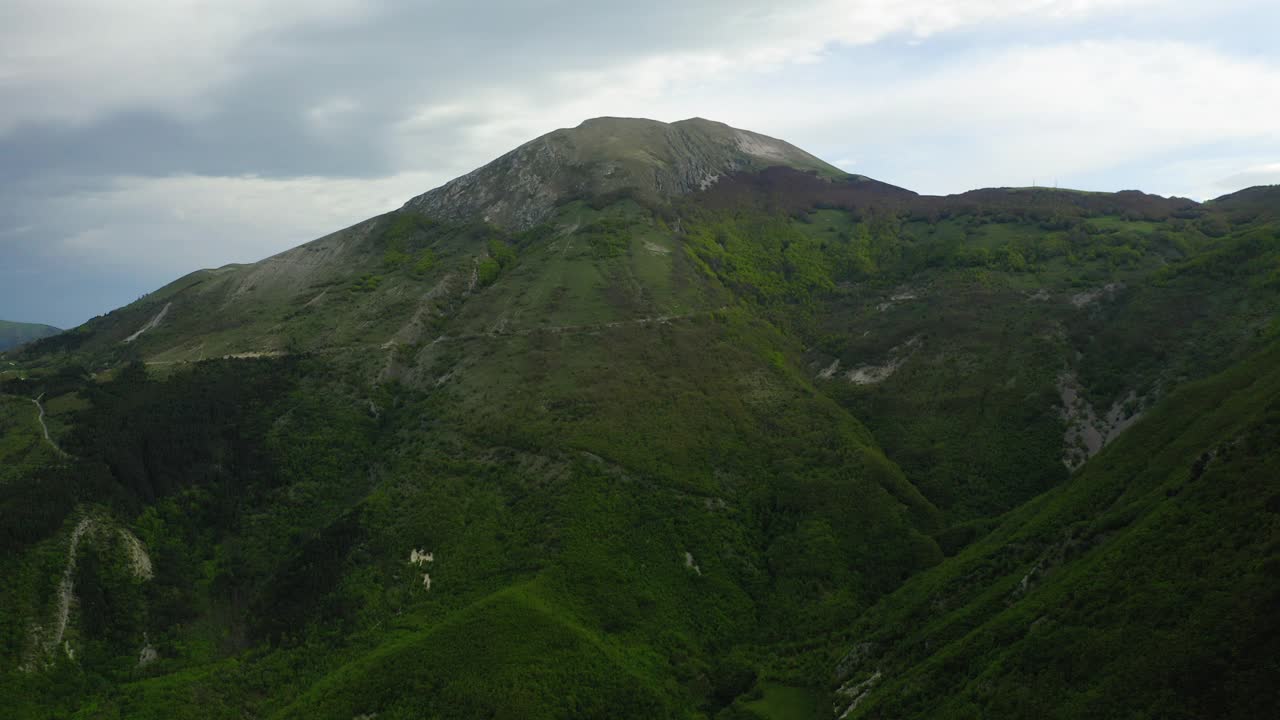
410,549 -> 435,591
1058,372 -> 1143,469
1069,283 -> 1123,308
138,633 -> 158,667
684,551 -> 701,575
844,337 -> 921,385
118,528 -> 154,579
847,361 -> 902,385
876,288 -> 920,312
818,358 -> 841,380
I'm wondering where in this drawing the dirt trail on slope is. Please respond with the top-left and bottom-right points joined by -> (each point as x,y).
427,306 -> 727,344
28,517 -> 95,667
2,391 -> 69,458
144,307 -> 727,369
123,302 -> 171,343
26,517 -> 154,669
32,393 -> 68,457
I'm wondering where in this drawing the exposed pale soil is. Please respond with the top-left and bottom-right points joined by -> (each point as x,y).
123,302 -> 171,343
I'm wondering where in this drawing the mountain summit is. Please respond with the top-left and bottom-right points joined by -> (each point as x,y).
404,116 -> 845,229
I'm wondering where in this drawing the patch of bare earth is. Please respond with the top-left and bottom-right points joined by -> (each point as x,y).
841,336 -> 922,385
1058,371 -> 1143,469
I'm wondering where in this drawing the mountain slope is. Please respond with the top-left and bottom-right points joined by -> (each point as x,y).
0,320 -> 60,351
405,117 -> 848,230
8,120 -> 882,374
2,117 -> 1278,719
828,339 -> 1280,719
1,119 -> 945,718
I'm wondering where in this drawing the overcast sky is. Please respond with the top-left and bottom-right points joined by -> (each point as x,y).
3,0 -> 1278,328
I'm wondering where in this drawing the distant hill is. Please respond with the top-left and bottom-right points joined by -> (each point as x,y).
0,320 -> 60,351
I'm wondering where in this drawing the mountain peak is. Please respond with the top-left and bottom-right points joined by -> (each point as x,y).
404,116 -> 844,229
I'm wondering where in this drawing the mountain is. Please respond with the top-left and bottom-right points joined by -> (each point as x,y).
827,339 -> 1280,719
0,320 -> 60,351
2,117 -> 1277,719
406,117 -> 850,230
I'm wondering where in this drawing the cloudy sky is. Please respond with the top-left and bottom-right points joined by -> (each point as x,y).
3,0 -> 1278,328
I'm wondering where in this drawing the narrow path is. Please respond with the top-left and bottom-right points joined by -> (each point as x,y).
21,516 -> 95,669
24,516 -> 154,669
45,517 -> 93,659
144,307 -> 728,365
32,393 -> 67,457
426,305 -> 726,345
1,391 -> 69,458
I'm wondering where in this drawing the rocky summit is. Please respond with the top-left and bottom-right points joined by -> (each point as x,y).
405,117 -> 844,229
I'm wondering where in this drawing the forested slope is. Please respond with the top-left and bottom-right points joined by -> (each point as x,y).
1,120 -> 1276,718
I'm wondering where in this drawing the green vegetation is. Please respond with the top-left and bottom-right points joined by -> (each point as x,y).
830,340 -> 1280,719
2,129 -> 1278,718
0,320 -> 61,351
0,395 -> 61,486
739,683 -> 821,720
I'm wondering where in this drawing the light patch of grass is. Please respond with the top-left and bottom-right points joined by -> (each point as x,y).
742,682 -> 821,720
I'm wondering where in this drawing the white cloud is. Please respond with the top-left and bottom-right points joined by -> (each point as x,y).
813,40 -> 1280,190
379,36 -> 1278,197
1216,162 -> 1280,189
1148,158 -> 1280,202
306,97 -> 362,137
759,0 -> 1163,52
0,0 -> 1161,137
22,171 -> 441,274
0,0 -> 367,133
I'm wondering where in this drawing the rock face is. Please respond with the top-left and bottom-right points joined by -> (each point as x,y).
403,117 -> 844,230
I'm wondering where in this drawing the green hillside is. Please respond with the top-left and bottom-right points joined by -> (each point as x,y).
0,320 -> 61,352
828,339 -> 1280,719
1,118 -> 1277,718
